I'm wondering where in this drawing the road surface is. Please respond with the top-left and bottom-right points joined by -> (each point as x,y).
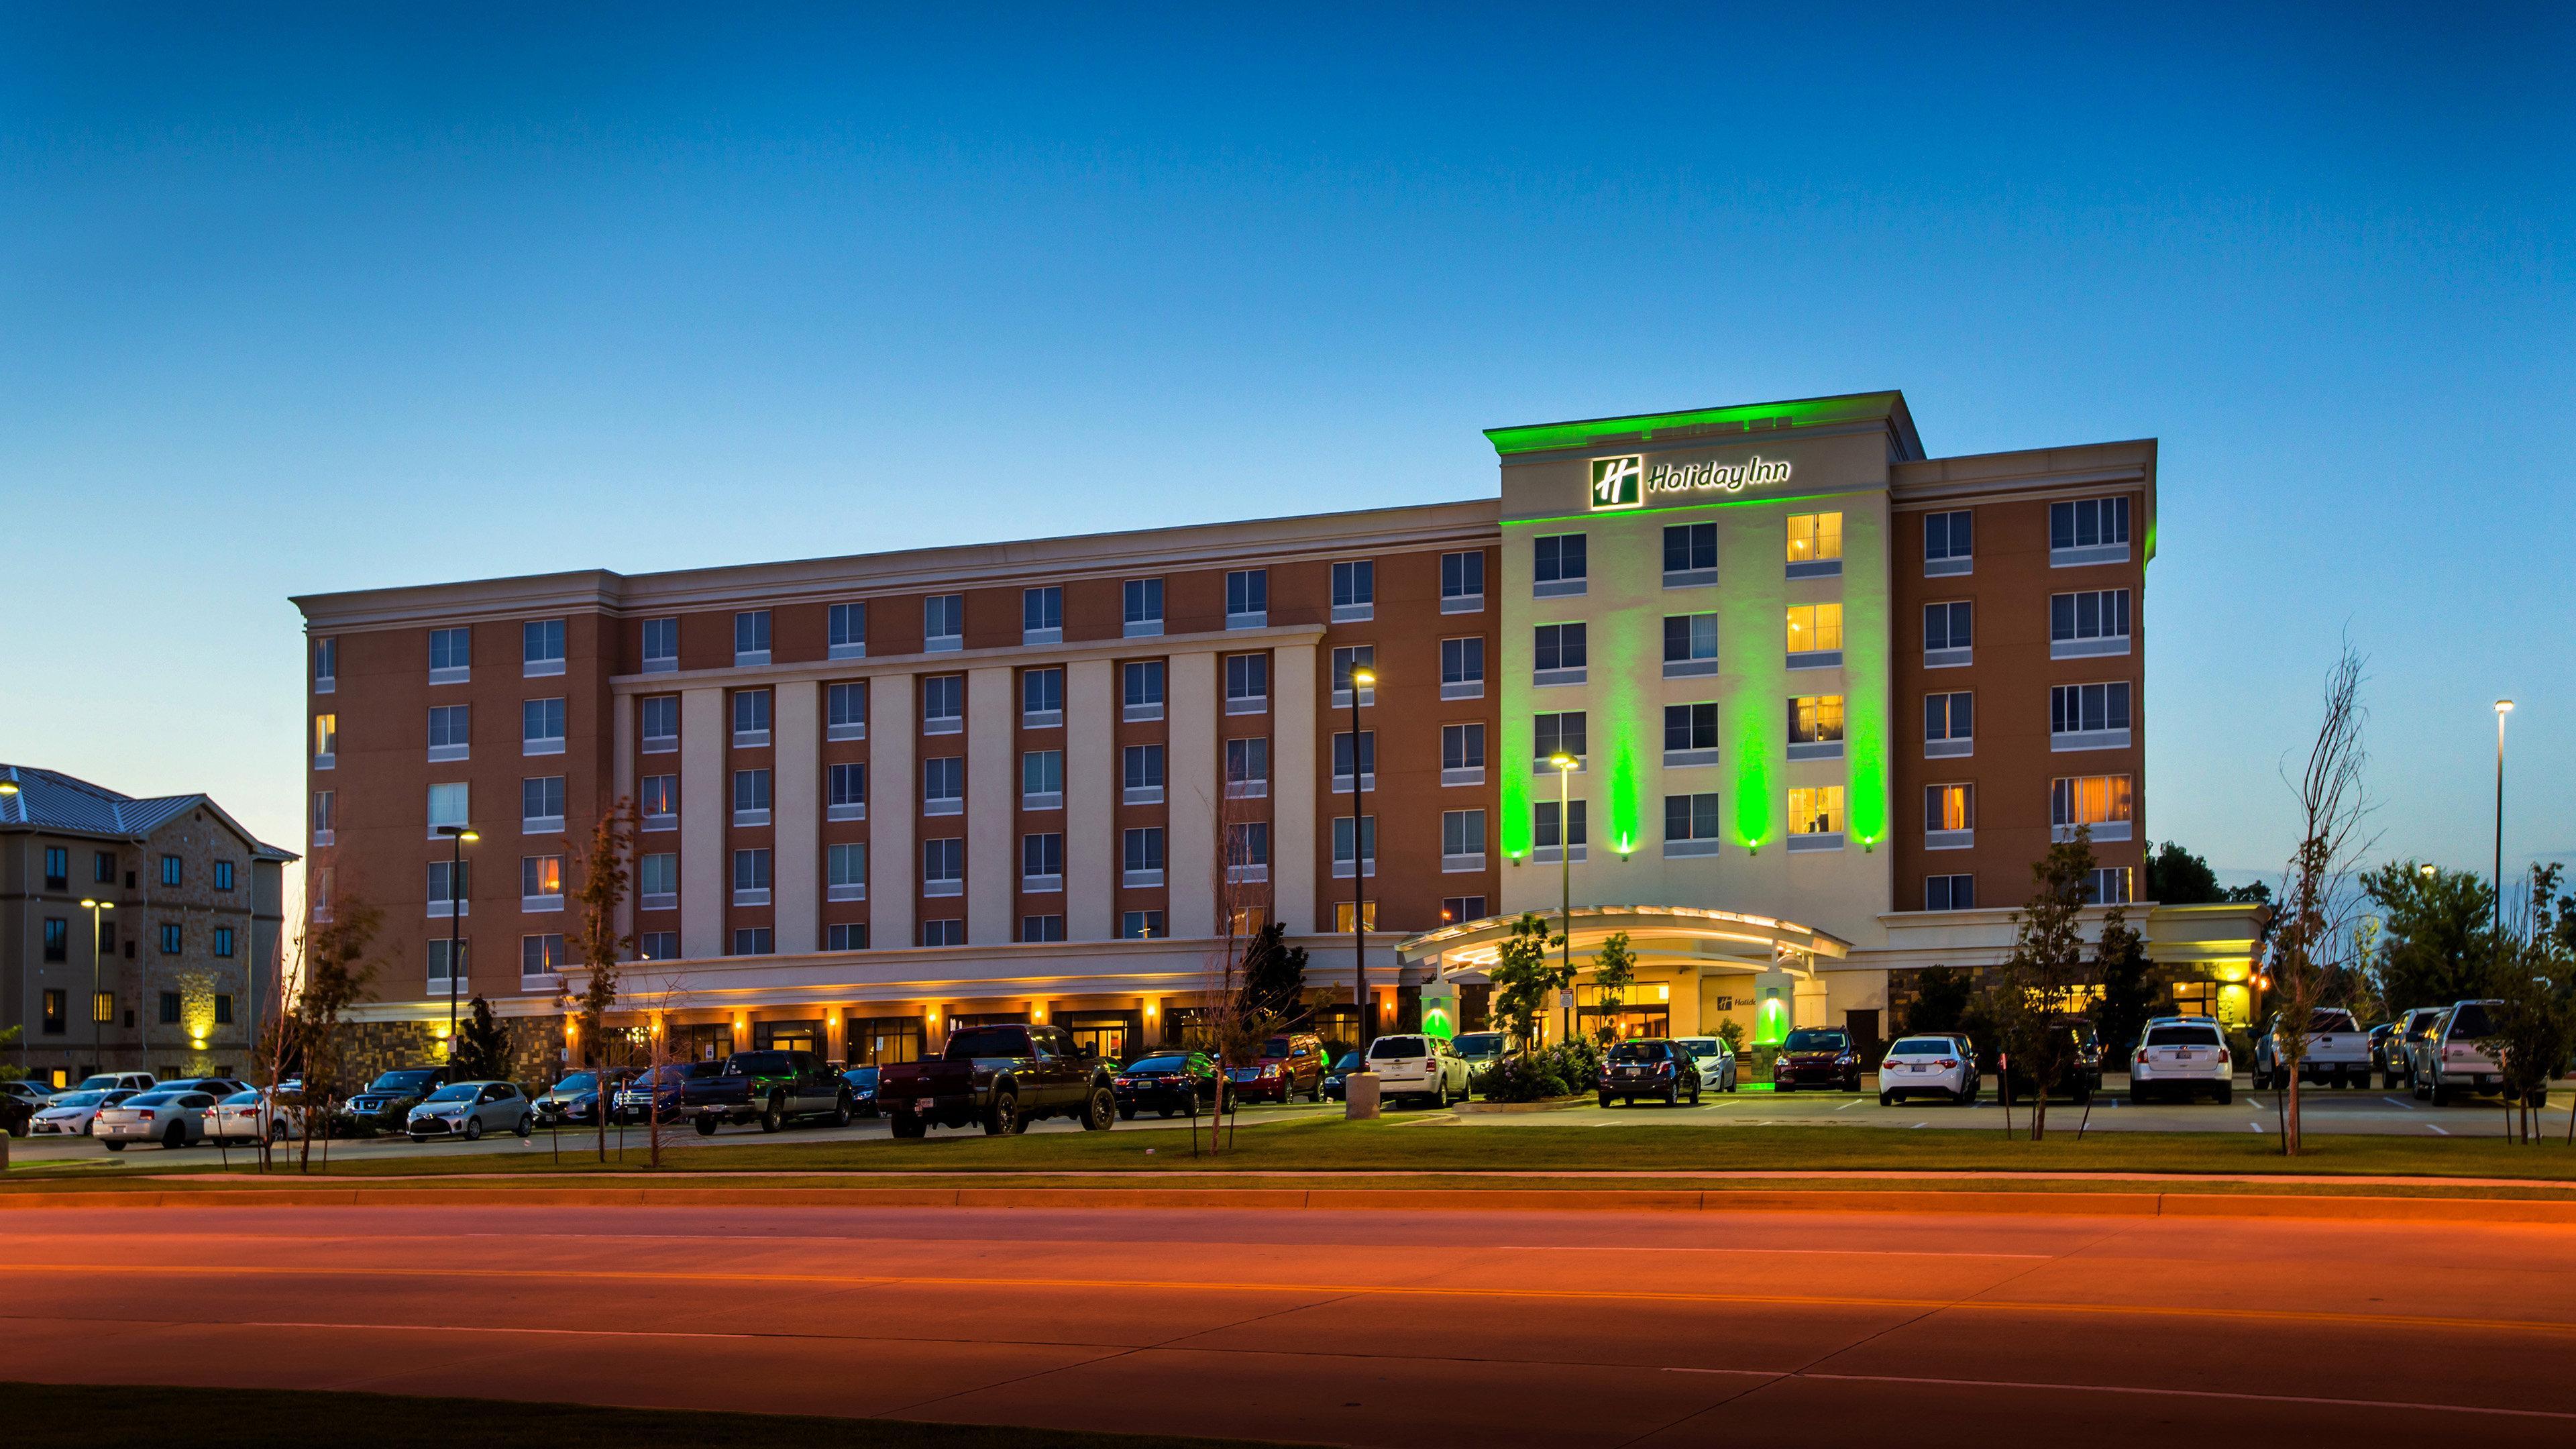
5,1201 -> 2574,1444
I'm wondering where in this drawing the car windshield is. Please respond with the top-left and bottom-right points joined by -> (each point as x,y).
424,1084 -> 480,1103
2310,1010 -> 2357,1031
51,1091 -> 108,1108
1332,1053 -> 1360,1072
1609,1042 -> 1666,1063
126,1092 -> 182,1106
1675,1038 -> 1721,1056
845,1067 -> 877,1085
221,1090 -> 264,1106
943,1028 -> 1029,1059
1261,1037 -> 1293,1057
551,1073 -> 599,1091
1887,1038 -> 1953,1056
2147,1026 -> 2223,1047
1366,1038 -> 1428,1059
727,1051 -> 796,1075
1453,1032 -> 1505,1056
369,1070 -> 443,1093
2448,1003 -> 2496,1038
1126,1055 -> 1189,1072
1782,1030 -> 1847,1053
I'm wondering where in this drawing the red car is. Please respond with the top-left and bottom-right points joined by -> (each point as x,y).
1224,1032 -> 1327,1104
1771,1027 -> 1862,1093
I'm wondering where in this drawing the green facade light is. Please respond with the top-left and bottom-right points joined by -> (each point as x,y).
1483,392 -> 1910,458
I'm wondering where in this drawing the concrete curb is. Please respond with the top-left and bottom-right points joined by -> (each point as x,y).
5,1183 -> 2576,1223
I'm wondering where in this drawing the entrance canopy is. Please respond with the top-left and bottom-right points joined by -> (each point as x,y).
1396,905 -> 1849,982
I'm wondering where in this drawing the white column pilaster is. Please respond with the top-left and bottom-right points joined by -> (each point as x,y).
1065,659 -> 1116,941
1167,649 -> 1218,938
1273,642 -> 1318,934
772,679 -> 820,955
868,673 -> 916,949
965,665 -> 1015,946
678,688 -> 726,961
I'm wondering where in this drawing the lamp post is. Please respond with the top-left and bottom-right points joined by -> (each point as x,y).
435,824 -> 478,1047
1348,665 -> 1375,1049
2493,700 -> 2513,941
80,898 -> 114,1074
1548,751 -> 1577,1045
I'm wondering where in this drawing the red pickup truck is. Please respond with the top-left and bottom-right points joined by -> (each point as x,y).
877,1023 -> 1119,1138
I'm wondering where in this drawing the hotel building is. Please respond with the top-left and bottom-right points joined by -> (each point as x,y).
296,391 -> 2261,1069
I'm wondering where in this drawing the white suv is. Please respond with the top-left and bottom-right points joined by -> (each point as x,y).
1362,1034 -> 1471,1108
2130,1018 -> 2233,1104
2414,1000 -> 2508,1106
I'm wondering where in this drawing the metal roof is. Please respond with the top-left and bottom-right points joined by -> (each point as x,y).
0,765 -> 297,862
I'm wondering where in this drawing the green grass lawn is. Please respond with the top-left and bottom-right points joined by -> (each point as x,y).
9,1116 -> 2576,1193
5,1384 -> 1287,1449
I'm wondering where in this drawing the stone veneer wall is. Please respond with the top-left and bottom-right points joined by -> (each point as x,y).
341,1014 -> 564,1094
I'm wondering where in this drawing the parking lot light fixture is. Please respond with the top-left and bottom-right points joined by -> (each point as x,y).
1350,665 -> 1377,1049
435,824 -> 478,1043
2493,700 -> 2513,943
79,898 -> 115,1069
1548,752 -> 1577,1044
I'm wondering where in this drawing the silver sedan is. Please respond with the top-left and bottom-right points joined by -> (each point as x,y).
405,1080 -> 533,1142
94,1089 -> 223,1150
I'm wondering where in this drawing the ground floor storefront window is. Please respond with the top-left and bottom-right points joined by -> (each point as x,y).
754,1018 -> 822,1053
848,1016 -> 920,1067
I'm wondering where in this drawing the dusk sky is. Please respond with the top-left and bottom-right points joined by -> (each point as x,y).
3,4 -> 2568,890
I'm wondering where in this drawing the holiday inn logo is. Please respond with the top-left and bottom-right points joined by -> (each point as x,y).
1588,455 -> 1644,511
1588,450 -> 1795,511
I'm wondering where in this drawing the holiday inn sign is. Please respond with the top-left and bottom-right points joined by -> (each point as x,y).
1588,451 -> 1794,511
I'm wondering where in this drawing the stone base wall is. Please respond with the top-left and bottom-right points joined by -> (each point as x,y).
337,1014 -> 566,1095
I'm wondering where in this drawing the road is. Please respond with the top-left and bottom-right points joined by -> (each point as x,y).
5,1201 -> 2575,1444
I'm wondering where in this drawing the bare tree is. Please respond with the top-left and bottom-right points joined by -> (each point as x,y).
2259,645 -> 2373,1157
294,895 -> 384,1174
1186,782 -> 1279,1153
1987,830 -> 2102,1140
628,967 -> 696,1169
252,918 -> 306,1173
573,800 -> 637,1163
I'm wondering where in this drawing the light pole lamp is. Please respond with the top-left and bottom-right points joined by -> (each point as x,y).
435,824 -> 478,1046
1548,751 -> 1577,1045
1348,665 -> 1375,1049
2493,699 -> 2513,942
80,898 -> 114,1073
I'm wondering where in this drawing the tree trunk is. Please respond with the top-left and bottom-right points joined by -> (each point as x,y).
2285,1071 -> 2303,1157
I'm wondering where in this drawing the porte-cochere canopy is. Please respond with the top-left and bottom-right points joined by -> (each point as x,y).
1394,905 -> 1849,981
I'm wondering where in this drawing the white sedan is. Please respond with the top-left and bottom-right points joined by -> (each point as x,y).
203,1088 -> 307,1144
32,1088 -> 138,1137
1878,1034 -> 1980,1105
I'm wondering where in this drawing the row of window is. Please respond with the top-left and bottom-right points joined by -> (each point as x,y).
36,918 -> 235,961
34,848 -> 233,894
1921,865 -> 2133,913
35,988 -> 236,1034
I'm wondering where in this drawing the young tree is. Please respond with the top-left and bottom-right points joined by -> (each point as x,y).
1987,830 -> 2100,1140
2259,645 -> 2373,1157
2145,841 -> 2225,905
2095,908 -> 2159,1065
453,995 -> 510,1081
1590,932 -> 1636,1044
573,800 -> 637,1163
1487,912 -> 1564,1052
295,895 -> 384,1174
1899,966 -> 1974,1036
2360,861 -> 2499,1012
2481,865 -> 2576,1144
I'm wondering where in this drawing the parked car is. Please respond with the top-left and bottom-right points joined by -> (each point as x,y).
880,1024 -> 1118,1137
2383,1006 -> 2449,1089
1226,1032 -> 1328,1104
1452,1032 -> 1507,1077
32,1088 -> 136,1137
69,1071 -> 157,1094
1674,1036 -> 1739,1093
2254,1008 -> 2372,1089
1772,1027 -> 1862,1093
1321,1051 -> 1362,1102
533,1068 -> 639,1128
158,1076 -> 248,1099
2,1079 -> 58,1109
1361,1033 -> 1471,1108
612,1061 -> 731,1124
407,1080 -> 533,1141
95,1089 -> 223,1150
692,1049 -> 857,1135
0,1092 -> 30,1138
1878,1034 -> 1980,1105
345,1067 -> 453,1126
2128,1019 -> 2232,1104
1114,1051 -> 1221,1119
1599,1038 -> 1701,1107
204,1087 -> 307,1144
841,1065 -> 882,1117
2413,1000 -> 2524,1106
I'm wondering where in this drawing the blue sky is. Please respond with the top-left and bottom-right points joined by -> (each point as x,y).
2,4 -> 2569,888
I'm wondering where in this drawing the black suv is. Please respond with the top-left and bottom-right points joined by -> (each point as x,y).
1599,1038 -> 1702,1108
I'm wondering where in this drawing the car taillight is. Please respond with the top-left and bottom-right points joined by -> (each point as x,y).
1937,1059 -> 1957,1070
2217,1050 -> 2230,1063
138,1110 -> 154,1120
2135,1050 -> 2150,1063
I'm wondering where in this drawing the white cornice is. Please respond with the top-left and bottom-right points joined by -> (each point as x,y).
609,622 -> 1328,693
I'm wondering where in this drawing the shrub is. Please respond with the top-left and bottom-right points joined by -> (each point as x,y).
1471,1038 -> 1605,1103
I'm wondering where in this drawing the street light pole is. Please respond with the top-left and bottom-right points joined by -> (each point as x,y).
435,824 -> 478,1050
1549,753 -> 1576,1046
2493,699 -> 2513,942
1349,665 -> 1375,1050
80,898 -> 114,1076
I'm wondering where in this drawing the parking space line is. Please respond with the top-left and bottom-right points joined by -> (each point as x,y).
2383,1096 -> 2416,1110
2428,1125 -> 2449,1136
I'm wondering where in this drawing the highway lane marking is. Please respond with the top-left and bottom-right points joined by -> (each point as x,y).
0,1230 -> 2060,1259
8,1261 -> 2575,1339
1691,1367 -> 2576,1422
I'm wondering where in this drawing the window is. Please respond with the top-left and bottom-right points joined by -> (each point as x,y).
313,712 -> 337,767
827,922 -> 870,951
1122,578 -> 1164,637
1533,799 -> 1586,863
213,859 -> 235,892
159,922 -> 182,955
2051,589 -> 2133,657
2051,773 -> 2135,842
522,775 -> 566,833
733,610 -> 771,666
1023,586 -> 1063,645
1440,896 -> 1488,924
642,616 -> 679,673
1120,910 -> 1167,940
204,927 -> 229,961
1664,702 -> 1719,767
1010,914 -> 1060,943
312,636 -> 337,693
427,859 -> 470,916
157,853 -> 181,887
1440,550 -> 1485,612
1330,816 -> 1376,878
639,930 -> 680,960
2050,682 -> 2133,750
733,768 -> 772,826
312,791 -> 335,846
94,849 -> 116,883
732,848 -> 773,905
828,843 -> 868,902
92,989 -> 115,1025
640,774 -> 678,830
1925,510 -> 1973,576
96,919 -> 115,957
910,918 -> 960,947
1926,784 -> 1974,847
1662,613 -> 1718,677
826,681 -> 867,741
1786,512 -> 1843,577
1224,737 -> 1269,799
427,703 -> 472,762
1924,601 -> 1973,666
158,989 -> 182,1024
41,847 -> 68,890
521,854 -> 565,908
1533,533 -> 1588,597
1925,692 -> 1974,758
42,920 -> 67,964
523,619 -> 566,676
828,601 -> 867,660
924,756 -> 965,814
1664,793 -> 1723,857
1927,875 -> 1976,912
1442,722 -> 1486,786
924,593 -> 964,651
2050,496 -> 2132,565
427,782 -> 470,839
1664,523 -> 1719,588
732,926 -> 775,956
732,688 -> 771,747
429,626 -> 472,684
1124,743 -> 1167,804
1124,826 -> 1166,886
639,852 -> 678,910
1331,559 -> 1375,621
523,697 -> 568,755
1332,902 -> 1377,933
1786,603 -> 1843,666
2086,867 -> 2135,905
1226,569 -> 1268,629
1224,653 -> 1269,714
1787,786 -> 1845,850
1788,695 -> 1845,760
922,837 -> 964,896
827,761 -> 867,820
1533,622 -> 1587,685
427,939 -> 468,986
1226,821 -> 1271,882
1020,667 -> 1062,727
1441,810 -> 1486,871
1122,660 -> 1166,721
1022,749 -> 1064,809
641,694 -> 679,752
922,674 -> 964,735
1440,636 -> 1485,700
521,934 -> 566,981
1533,710 -> 1587,769
1022,833 -> 1064,890
1330,645 -> 1376,706
1330,731 -> 1375,793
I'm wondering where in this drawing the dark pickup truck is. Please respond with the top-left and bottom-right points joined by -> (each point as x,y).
879,1023 -> 1118,1138
688,1050 -> 855,1134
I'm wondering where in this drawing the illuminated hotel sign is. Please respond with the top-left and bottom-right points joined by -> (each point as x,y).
1589,452 -> 1793,511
